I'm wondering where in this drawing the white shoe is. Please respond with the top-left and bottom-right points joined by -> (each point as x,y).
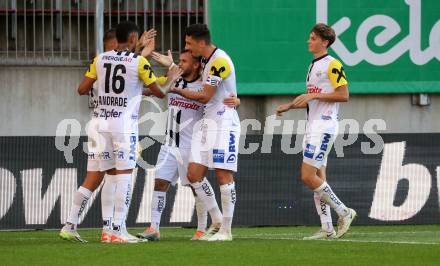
303,229 -> 336,240
199,223 -> 221,241
208,231 -> 233,241
59,223 -> 88,243
122,226 -> 146,243
337,208 -> 357,238
110,229 -> 140,244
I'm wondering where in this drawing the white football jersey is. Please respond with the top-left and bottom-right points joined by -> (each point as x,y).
160,76 -> 204,149
305,54 -> 348,134
201,48 -> 240,129
86,50 -> 157,133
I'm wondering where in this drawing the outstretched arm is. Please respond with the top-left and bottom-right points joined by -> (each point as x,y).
172,84 -> 216,104
146,65 -> 183,98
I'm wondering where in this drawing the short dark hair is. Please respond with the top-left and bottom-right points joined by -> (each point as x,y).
182,49 -> 202,63
103,28 -> 116,43
185,24 -> 211,44
115,21 -> 139,43
311,23 -> 336,47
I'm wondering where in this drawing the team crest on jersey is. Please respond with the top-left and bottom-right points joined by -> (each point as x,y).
315,71 -> 322,78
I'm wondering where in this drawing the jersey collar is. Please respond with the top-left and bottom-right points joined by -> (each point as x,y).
312,53 -> 329,63
202,47 -> 218,65
183,75 -> 201,83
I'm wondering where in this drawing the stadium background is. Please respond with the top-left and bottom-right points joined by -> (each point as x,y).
1,0 -> 440,230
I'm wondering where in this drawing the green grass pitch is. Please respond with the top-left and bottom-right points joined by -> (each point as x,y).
1,225 -> 439,266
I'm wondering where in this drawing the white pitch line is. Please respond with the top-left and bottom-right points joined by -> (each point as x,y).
237,235 -> 440,245
253,230 -> 440,237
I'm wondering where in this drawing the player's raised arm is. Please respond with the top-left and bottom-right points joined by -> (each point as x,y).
138,56 -> 183,98
78,57 -> 97,95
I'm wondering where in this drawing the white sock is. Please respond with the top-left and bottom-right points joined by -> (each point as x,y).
150,191 -> 166,231
191,177 -> 222,224
112,174 -> 132,231
101,174 -> 116,230
314,192 -> 333,232
194,195 -> 208,232
314,182 -> 349,217
67,186 -> 92,227
219,182 -> 236,233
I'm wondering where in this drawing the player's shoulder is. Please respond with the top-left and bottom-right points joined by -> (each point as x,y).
213,49 -> 233,64
209,49 -> 233,78
326,55 -> 344,68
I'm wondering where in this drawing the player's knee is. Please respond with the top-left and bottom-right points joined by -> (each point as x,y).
300,173 -> 313,184
216,169 -> 234,185
187,170 -> 201,183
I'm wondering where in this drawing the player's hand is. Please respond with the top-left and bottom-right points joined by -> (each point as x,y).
166,64 -> 183,82
292,94 -> 314,107
276,103 -> 292,116
140,38 -> 155,58
136,29 -> 156,54
152,50 -> 174,67
224,94 -> 240,107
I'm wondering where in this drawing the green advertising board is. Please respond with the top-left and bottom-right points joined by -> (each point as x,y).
208,0 -> 440,94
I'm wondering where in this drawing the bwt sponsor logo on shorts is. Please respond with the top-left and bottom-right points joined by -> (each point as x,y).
213,149 -> 225,163
227,131 -> 237,163
129,135 -> 136,161
304,144 -> 316,159
315,133 -> 331,161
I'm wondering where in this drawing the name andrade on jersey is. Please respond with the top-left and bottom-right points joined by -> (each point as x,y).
92,95 -> 128,120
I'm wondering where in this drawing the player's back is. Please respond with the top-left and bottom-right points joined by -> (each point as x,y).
90,50 -> 149,133
201,48 -> 239,129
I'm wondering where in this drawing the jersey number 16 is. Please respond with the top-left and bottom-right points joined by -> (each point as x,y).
103,63 -> 126,94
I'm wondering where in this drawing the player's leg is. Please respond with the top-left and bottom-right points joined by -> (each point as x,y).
60,170 -> 105,243
301,132 -> 356,238
208,129 -> 239,241
207,168 -> 236,242
137,179 -> 170,241
108,133 -> 139,243
187,162 -> 223,239
60,130 -> 107,243
137,145 -> 178,240
303,166 -> 336,240
100,173 -> 116,242
177,147 -> 208,240
190,186 -> 208,240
